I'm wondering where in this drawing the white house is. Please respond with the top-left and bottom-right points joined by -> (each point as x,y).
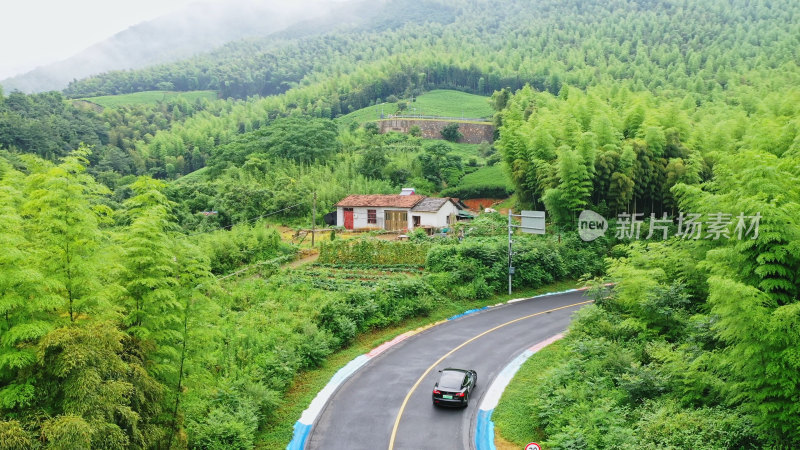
410,197 -> 462,229
335,193 -> 462,232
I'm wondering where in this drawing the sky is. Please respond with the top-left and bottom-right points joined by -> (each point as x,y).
0,0 -> 228,80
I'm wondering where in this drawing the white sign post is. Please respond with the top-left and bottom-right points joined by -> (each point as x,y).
520,210 -> 546,234
507,210 -> 546,294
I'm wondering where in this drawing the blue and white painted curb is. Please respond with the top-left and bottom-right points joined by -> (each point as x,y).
287,355 -> 370,450
287,287 -> 587,450
474,333 -> 565,450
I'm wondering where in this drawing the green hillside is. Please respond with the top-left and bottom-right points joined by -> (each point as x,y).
1,0 -> 799,449
411,90 -> 493,118
441,164 -> 514,199
62,0 -> 458,99
82,90 -> 218,108
337,89 -> 493,124
458,164 -> 513,188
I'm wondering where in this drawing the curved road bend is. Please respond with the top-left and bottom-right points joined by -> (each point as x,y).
306,289 -> 590,450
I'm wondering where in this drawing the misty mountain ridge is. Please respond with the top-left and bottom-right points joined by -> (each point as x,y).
58,0 -> 457,99
0,0 -> 338,93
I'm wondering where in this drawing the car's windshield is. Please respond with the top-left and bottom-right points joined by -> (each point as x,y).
439,371 -> 465,389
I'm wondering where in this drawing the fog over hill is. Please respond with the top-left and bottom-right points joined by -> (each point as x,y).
0,0 -> 337,93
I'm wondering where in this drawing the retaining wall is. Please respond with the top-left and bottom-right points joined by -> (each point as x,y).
379,118 -> 494,144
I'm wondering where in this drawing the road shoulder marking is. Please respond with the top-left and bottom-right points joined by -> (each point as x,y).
474,334 -> 565,450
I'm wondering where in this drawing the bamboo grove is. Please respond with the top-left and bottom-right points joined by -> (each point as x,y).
1,0 -> 799,447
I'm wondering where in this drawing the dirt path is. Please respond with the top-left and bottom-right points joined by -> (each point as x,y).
286,251 -> 320,268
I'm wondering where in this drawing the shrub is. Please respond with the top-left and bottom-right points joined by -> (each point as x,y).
0,421 -> 32,450
363,122 -> 380,134
317,278 -> 436,340
486,152 -> 502,166
190,406 -> 257,450
376,278 -> 436,321
441,123 -> 462,142
635,400 -> 759,449
319,239 -> 430,265
317,291 -> 377,345
200,222 -> 290,275
425,234 -> 603,298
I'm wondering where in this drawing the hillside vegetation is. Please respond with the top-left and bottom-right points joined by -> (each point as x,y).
0,0 -> 368,93
81,91 -> 219,109
0,0 -> 799,448
338,89 -> 494,124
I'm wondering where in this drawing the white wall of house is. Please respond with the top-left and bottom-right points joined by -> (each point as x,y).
412,201 -> 460,228
337,206 -> 412,230
337,201 -> 458,231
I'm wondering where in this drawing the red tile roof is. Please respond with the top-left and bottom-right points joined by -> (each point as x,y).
335,194 -> 425,208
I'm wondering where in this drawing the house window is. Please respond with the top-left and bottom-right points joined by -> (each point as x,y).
367,209 -> 377,224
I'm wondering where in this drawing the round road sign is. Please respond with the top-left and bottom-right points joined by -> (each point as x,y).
524,443 -> 542,450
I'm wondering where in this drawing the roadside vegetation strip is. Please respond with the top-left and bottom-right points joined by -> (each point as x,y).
475,334 -> 565,450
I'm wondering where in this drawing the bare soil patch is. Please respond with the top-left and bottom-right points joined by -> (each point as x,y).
461,198 -> 505,211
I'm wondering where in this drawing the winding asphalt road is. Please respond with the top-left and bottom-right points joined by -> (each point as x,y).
306,290 -> 591,450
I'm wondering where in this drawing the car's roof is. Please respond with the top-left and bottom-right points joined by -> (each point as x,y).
438,368 -> 474,389
441,368 -> 470,373
438,371 -> 466,389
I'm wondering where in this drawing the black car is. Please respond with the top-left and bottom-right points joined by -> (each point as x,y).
432,368 -> 477,407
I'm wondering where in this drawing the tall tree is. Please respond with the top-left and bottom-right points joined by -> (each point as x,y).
119,176 -> 187,444
167,240 -> 215,449
21,147 -> 112,323
543,146 -> 592,225
37,321 -> 167,448
674,150 -> 800,444
119,177 -> 181,363
0,162 -> 52,412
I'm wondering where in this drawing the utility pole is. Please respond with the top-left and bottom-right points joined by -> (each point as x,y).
312,191 -> 317,247
508,208 -> 513,295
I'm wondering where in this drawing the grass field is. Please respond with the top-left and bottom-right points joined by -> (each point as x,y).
491,339 -> 568,447
440,163 -> 515,199
338,89 -> 493,124
447,142 -> 484,161
459,164 -> 514,189
80,90 -> 218,108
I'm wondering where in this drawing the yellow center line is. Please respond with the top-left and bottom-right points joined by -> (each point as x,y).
387,299 -> 594,450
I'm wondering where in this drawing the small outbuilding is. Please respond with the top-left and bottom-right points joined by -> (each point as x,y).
409,197 -> 461,230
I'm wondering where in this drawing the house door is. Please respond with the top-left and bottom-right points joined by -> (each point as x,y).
343,208 -> 354,230
384,210 -> 408,232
